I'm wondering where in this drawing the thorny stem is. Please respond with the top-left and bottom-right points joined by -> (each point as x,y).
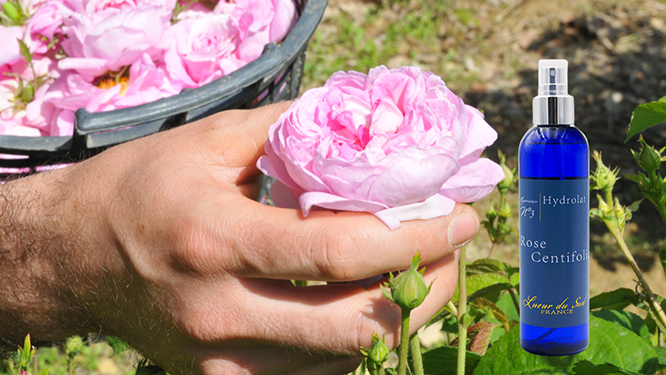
409,333 -> 424,375
457,246 -> 467,375
607,222 -> 666,332
368,362 -> 378,375
508,287 -> 520,317
397,309 -> 411,375
487,242 -> 499,259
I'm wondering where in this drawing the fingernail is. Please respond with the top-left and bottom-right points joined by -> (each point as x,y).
448,212 -> 480,248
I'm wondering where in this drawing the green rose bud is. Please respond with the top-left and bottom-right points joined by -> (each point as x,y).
65,336 -> 84,358
485,202 -> 497,222
21,83 -> 34,103
497,164 -> 514,195
591,151 -> 617,196
367,333 -> 389,366
597,194 -> 610,214
382,254 -> 431,311
633,137 -> 662,175
498,200 -> 511,218
496,150 -> 514,195
2,1 -> 21,23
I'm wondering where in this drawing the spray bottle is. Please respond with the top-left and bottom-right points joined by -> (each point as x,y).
518,59 -> 589,355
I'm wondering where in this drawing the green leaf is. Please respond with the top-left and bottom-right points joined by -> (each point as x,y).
454,273 -> 510,303
422,346 -> 482,375
590,288 -> 639,311
17,39 -> 31,64
466,259 -> 509,275
21,334 -> 32,369
626,96 -> 666,142
107,336 -> 131,356
467,283 -> 514,303
494,291 -> 520,322
655,347 -> 666,370
509,271 -> 519,286
472,297 -> 509,325
590,310 -> 650,343
572,361 -> 642,375
472,315 -> 659,375
660,245 -> 666,274
468,322 -> 494,356
439,313 -> 458,334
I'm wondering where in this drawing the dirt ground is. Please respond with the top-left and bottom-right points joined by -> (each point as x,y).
307,0 -> 666,300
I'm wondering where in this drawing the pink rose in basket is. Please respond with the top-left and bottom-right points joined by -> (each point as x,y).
257,66 -> 505,230
164,0 -> 297,89
162,13 -> 245,89
57,3 -> 171,76
0,25 -> 24,66
215,0 -> 297,62
43,53 -> 178,135
24,0 -> 67,54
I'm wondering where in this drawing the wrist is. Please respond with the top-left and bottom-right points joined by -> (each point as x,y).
0,166 -> 118,349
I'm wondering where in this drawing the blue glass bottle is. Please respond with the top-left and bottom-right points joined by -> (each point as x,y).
518,60 -> 589,356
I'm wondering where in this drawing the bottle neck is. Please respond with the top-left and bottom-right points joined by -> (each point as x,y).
532,95 -> 574,125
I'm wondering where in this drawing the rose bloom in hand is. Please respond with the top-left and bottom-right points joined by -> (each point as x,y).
258,65 -> 505,229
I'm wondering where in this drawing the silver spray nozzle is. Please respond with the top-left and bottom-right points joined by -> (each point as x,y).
533,59 -> 574,125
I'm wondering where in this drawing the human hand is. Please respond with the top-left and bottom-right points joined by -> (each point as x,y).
0,102 -> 480,374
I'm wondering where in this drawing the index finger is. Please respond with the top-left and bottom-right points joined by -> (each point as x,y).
192,101 -> 293,167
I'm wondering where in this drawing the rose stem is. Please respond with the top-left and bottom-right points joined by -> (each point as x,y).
457,246 -> 468,375
409,332 -> 424,375
397,308 -> 410,375
606,221 -> 666,332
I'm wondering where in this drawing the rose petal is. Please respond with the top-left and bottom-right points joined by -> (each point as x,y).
374,193 -> 456,230
299,191 -> 388,216
459,105 -> 498,163
438,157 -> 505,203
57,57 -> 109,75
368,148 -> 459,206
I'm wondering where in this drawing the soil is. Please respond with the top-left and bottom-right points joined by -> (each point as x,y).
305,0 -> 666,300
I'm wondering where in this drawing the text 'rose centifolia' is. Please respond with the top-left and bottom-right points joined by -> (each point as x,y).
258,66 -> 505,229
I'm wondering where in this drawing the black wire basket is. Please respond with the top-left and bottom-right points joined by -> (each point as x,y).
0,0 -> 327,174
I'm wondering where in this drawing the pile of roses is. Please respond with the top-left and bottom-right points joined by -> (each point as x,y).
0,0 -> 298,138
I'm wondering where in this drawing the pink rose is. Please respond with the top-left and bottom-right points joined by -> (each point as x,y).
162,13 -> 245,88
215,0 -> 297,62
172,0 -> 211,21
58,3 -> 171,76
62,0 -> 175,13
0,25 -> 24,66
45,53 -> 178,135
24,0 -> 67,53
0,53 -> 59,136
257,66 -> 505,230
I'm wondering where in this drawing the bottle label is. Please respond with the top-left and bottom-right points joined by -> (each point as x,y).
519,178 -> 589,328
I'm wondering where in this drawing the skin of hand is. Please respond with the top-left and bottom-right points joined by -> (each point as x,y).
0,102 -> 480,375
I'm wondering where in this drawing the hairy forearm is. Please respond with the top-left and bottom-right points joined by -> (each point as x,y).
0,169 -> 100,352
